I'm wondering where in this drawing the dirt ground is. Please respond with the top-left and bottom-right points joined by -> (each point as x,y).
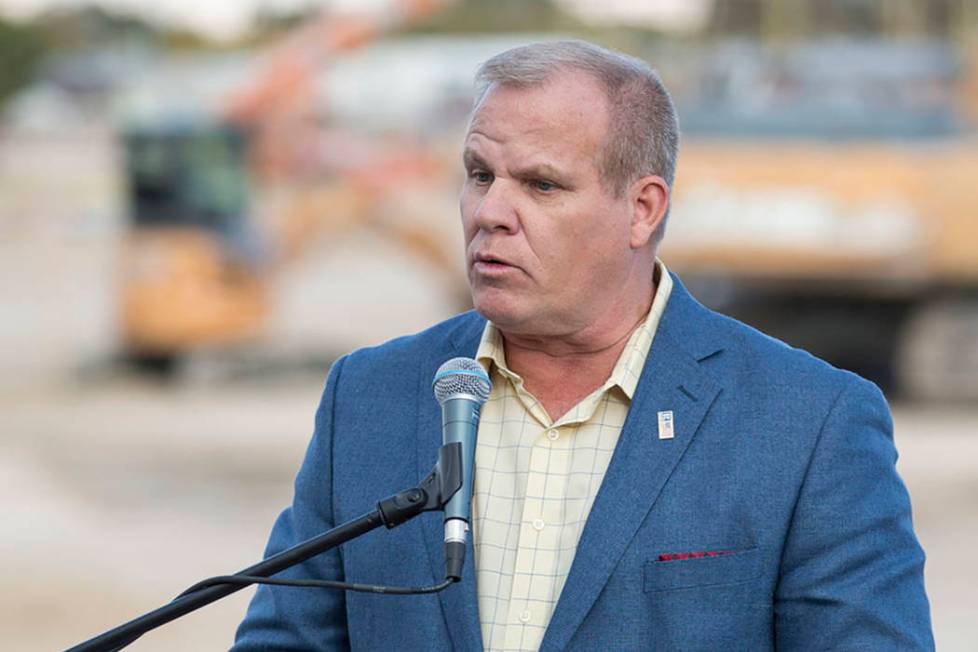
2,372 -> 975,651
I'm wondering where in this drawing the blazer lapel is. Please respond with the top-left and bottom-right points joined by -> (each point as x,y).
540,279 -> 724,651
416,313 -> 486,651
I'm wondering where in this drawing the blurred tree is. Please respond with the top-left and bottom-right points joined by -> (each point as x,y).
708,0 -> 975,42
36,5 -> 162,50
161,28 -> 216,51
0,17 -> 47,108
408,0 -> 584,33
34,5 -> 222,52
232,5 -> 322,48
251,5 -> 321,37
402,0 -> 671,56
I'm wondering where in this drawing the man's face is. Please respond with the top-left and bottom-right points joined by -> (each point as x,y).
460,71 -> 636,337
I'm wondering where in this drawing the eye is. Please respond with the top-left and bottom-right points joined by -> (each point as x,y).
469,170 -> 493,185
531,179 -> 557,192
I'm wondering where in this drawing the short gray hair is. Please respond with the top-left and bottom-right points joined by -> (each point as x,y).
474,40 -> 680,198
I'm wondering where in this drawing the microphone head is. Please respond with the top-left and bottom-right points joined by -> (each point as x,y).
432,357 -> 492,405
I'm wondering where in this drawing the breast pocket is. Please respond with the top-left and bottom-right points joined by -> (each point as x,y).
643,548 -> 761,592
642,548 -> 772,650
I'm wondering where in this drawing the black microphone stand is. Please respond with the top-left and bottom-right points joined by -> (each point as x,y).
66,442 -> 464,652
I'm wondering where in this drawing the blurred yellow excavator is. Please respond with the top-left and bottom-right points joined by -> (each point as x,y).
118,0 -> 460,372
662,40 -> 978,402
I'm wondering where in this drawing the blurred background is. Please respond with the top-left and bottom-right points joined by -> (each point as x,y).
0,0 -> 975,649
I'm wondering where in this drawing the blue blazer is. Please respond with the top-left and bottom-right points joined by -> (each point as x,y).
233,275 -> 933,650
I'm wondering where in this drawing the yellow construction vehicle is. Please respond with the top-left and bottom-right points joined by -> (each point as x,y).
662,40 -> 978,401
118,2 -> 458,371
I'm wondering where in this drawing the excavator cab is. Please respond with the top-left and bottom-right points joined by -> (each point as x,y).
120,123 -> 267,371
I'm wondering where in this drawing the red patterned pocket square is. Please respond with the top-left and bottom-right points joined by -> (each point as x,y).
657,550 -> 734,562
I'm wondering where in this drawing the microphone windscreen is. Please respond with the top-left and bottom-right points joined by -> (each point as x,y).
432,357 -> 491,405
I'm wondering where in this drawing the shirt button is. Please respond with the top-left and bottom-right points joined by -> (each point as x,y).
519,610 -> 531,623
532,518 -> 545,531
546,429 -> 559,441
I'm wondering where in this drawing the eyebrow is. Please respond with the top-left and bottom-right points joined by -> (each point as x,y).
462,150 -> 489,170
512,162 -> 566,182
462,150 -> 570,185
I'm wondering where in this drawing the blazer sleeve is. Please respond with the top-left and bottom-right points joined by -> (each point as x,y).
774,376 -> 934,650
232,356 -> 351,651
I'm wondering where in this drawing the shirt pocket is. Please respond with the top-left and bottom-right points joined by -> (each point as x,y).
643,548 -> 761,593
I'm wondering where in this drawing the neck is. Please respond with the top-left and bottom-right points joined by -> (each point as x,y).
498,272 -> 658,421
501,303 -> 648,366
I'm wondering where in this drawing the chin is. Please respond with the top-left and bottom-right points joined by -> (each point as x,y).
471,289 -> 529,329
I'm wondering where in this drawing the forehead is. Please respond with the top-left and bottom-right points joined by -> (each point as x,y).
464,71 -> 610,166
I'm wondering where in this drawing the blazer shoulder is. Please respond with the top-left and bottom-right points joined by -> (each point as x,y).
339,311 -> 485,380
694,308 -> 892,473
700,305 -> 876,404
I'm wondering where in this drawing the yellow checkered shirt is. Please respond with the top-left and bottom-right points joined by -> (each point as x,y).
473,261 -> 674,652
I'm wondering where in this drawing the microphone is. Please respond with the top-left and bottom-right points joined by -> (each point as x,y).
432,357 -> 491,582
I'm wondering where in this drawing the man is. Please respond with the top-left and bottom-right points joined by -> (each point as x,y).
234,40 -> 932,650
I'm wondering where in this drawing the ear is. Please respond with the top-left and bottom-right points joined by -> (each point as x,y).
628,175 -> 669,250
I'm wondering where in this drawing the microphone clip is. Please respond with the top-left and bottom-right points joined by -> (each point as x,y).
376,441 -> 463,529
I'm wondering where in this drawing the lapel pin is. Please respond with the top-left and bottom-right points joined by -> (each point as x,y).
657,410 -> 675,440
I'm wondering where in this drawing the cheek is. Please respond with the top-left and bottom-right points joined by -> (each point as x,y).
545,206 -> 630,275
459,194 -> 477,239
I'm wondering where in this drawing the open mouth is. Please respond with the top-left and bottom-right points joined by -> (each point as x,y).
473,256 -> 516,273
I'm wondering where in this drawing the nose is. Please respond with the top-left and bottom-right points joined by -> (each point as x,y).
469,179 -> 519,234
